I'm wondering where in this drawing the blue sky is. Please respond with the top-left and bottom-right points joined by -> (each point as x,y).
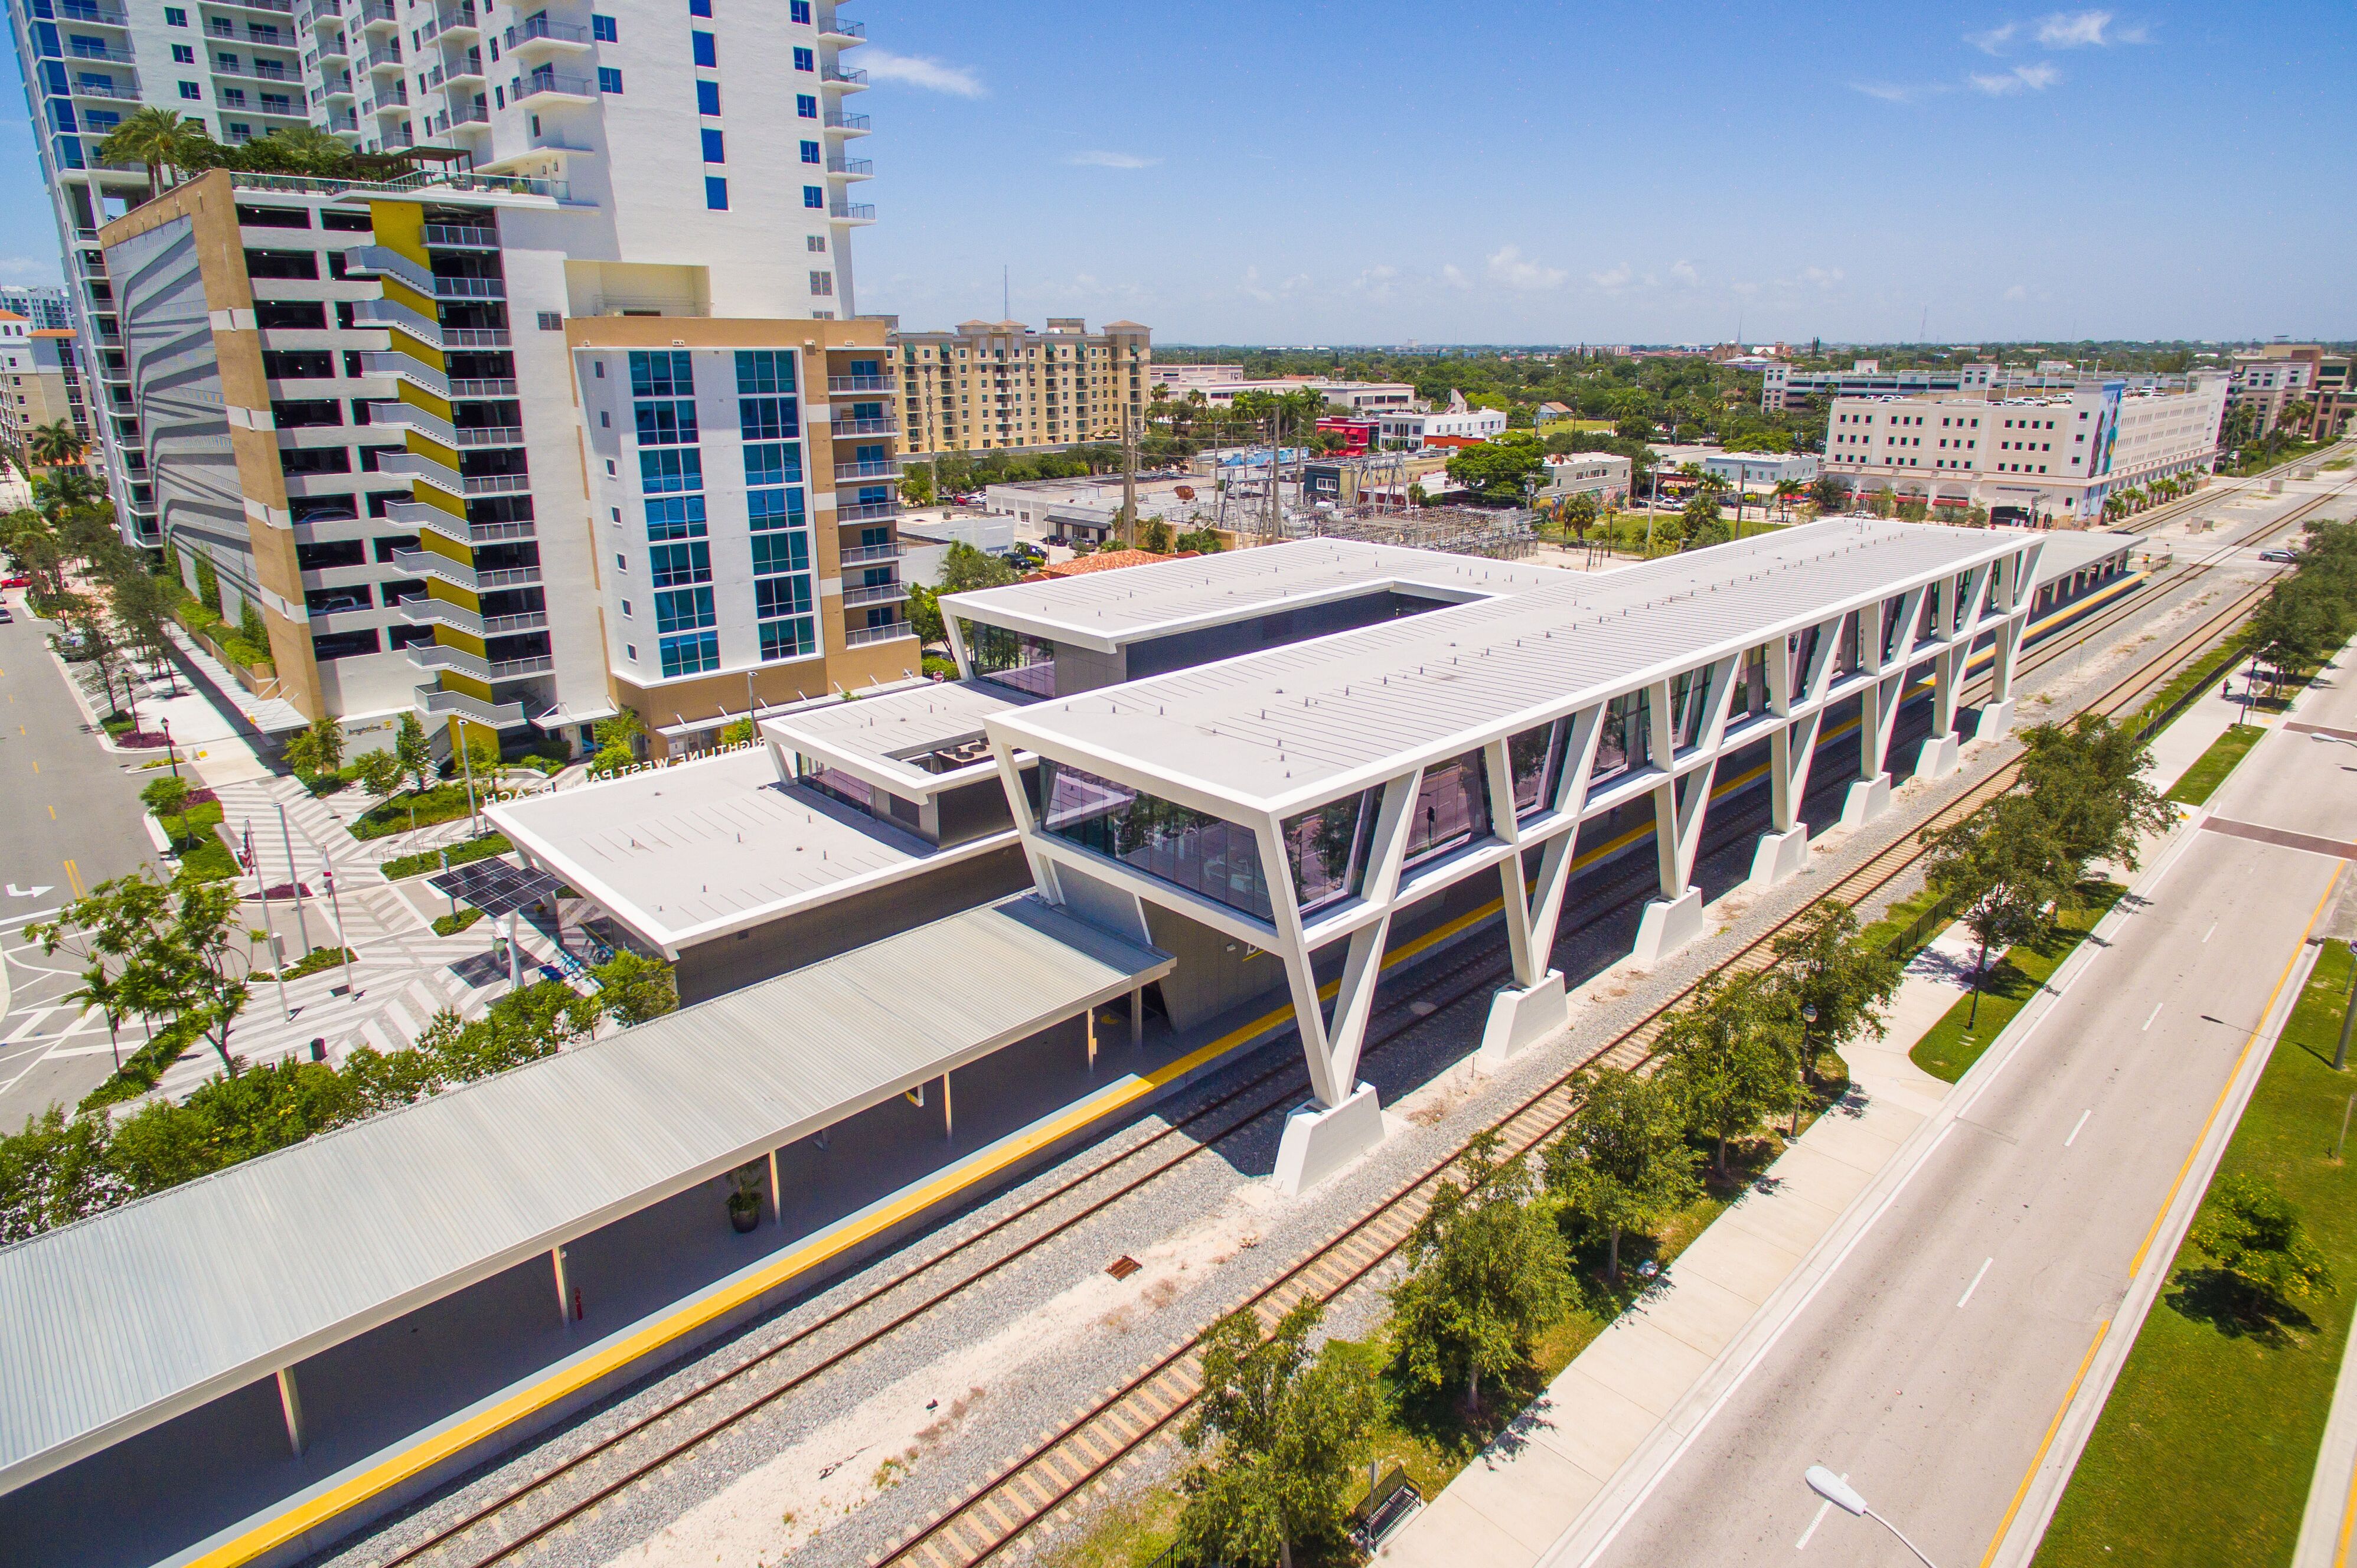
7,2 -> 2349,344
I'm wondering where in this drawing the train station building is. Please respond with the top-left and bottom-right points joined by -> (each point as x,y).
0,521 -> 2143,1567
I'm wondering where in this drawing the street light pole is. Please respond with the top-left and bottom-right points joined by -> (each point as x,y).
1805,1467 -> 1939,1567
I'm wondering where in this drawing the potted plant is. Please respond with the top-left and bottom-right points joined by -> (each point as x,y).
727,1162 -> 764,1233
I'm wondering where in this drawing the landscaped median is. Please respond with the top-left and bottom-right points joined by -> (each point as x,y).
2167,723 -> 2266,807
1909,881 -> 2128,1084
2033,940 -> 2357,1567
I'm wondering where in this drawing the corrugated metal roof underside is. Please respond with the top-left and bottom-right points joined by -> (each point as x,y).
941,537 -> 1570,645
0,897 -> 1170,1489
2027,528 -> 2135,583
995,521 -> 2025,807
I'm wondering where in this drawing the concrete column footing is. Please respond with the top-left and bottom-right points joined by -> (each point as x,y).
1746,824 -> 1810,891
1630,886 -> 1705,970
1974,698 -> 2016,744
1477,971 -> 1567,1071
1839,773 -> 1893,831
1271,1082 -> 1384,1196
1914,733 -> 1961,781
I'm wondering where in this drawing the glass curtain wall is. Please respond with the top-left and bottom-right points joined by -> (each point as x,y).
960,619 -> 1058,697
1040,761 -> 1275,921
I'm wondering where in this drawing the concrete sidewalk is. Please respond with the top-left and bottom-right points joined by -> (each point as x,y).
1376,935 -> 1971,1568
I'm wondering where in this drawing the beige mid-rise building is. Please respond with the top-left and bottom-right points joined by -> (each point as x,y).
0,318 -> 91,461
892,318 -> 1148,456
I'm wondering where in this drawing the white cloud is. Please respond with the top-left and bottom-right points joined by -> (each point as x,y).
1350,264 -> 1398,300
859,48 -> 985,97
1486,245 -> 1567,292
1971,61 -> 2061,93
1065,149 -> 1156,169
1800,265 -> 1846,289
1441,263 -> 1472,290
1852,81 -> 1921,103
2036,9 -> 2144,45
1967,21 -> 2019,52
0,256 -> 57,282
1669,259 -> 1701,286
1588,262 -> 1635,290
2003,283 -> 2029,300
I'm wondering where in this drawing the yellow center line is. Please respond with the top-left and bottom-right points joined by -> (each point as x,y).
1981,871 -> 2340,1568
182,592 -> 2129,1568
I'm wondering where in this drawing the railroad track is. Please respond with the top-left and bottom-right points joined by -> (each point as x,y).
871,575 -> 2285,1568
2117,437 -> 2355,535
349,497 -> 2332,1568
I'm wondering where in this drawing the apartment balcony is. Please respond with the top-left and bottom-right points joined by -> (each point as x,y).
834,458 -> 896,481
387,499 -> 534,545
364,400 -> 456,445
432,275 -> 504,300
825,155 -> 872,179
455,424 -> 524,447
827,373 -> 893,393
341,244 -> 433,293
353,349 -> 448,398
64,42 -> 136,62
443,326 -> 510,349
211,60 -> 294,81
841,580 -> 906,608
70,77 -> 143,102
445,57 -> 485,85
408,642 -> 551,681
443,104 -> 491,132
844,619 -> 912,648
300,0 -> 342,26
399,596 -> 543,637
818,14 -> 865,42
517,71 -> 595,103
828,200 -> 875,224
358,0 -> 396,27
421,222 -> 497,249
390,547 -> 475,589
54,1 -> 131,27
830,414 -> 897,436
449,377 -> 518,399
377,448 -> 464,496
837,498 -> 899,522
349,296 -> 442,345
837,540 -> 900,566
820,64 -> 867,89
436,2 -> 480,38
506,15 -> 592,51
822,110 -> 869,136
461,472 -> 531,496
214,0 -> 295,14
363,41 -> 401,70
414,682 -> 526,728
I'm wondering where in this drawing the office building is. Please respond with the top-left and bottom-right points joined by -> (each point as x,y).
892,317 -> 1148,456
1759,357 -> 2195,415
87,4 -> 900,753
0,318 -> 92,459
1700,450 -> 1819,491
2227,344 -> 2353,441
1822,374 -> 2227,525
1537,452 -> 1632,505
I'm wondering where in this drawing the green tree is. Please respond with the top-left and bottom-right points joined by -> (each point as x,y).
0,1106 -> 125,1243
1558,491 -> 1600,543
1176,1299 -> 1383,1568
283,716 -> 345,778
937,540 -> 1018,594
591,950 -> 678,1026
1769,901 -> 1902,1085
1389,1130 -> 1571,1407
2189,1174 -> 2333,1314
1444,434 -> 1546,502
355,747 -> 406,797
905,582 -> 943,646
94,105 -> 208,198
590,708 -> 645,774
191,550 -> 221,616
1921,795 -> 2074,1026
27,419 -> 89,468
392,711 -> 437,795
31,870 -> 253,1079
1175,526 -> 1228,555
2016,714 -> 2175,876
1679,492 -> 1729,550
1138,517 -> 1176,554
1546,1068 -> 1699,1282
140,774 -> 193,846
236,597 -> 269,659
1659,971 -> 1803,1175
717,717 -> 755,746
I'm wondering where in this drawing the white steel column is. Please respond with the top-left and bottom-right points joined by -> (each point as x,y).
1480,707 -> 1605,1066
1633,659 -> 1737,968
990,737 -> 1063,906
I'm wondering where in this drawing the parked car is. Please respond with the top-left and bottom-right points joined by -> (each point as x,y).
2260,548 -> 2299,564
0,575 -> 28,589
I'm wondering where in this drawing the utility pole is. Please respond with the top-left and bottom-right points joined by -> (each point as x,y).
1266,414 -> 1282,543
1121,413 -> 1139,549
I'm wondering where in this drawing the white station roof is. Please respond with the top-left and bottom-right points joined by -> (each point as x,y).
763,680 -> 1037,799
988,521 -> 2034,814
940,537 -> 1571,655
489,750 -> 1006,956
0,897 -> 1170,1497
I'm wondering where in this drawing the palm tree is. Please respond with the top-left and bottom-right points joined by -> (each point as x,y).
27,420 -> 86,469
1772,478 -> 1803,522
95,107 -> 204,198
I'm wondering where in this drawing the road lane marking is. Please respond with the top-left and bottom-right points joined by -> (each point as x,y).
62,860 -> 82,898
2335,1425 -> 2357,1568
2065,1109 -> 2091,1147
1958,1257 -> 1994,1308
1977,1319 -> 2113,1568
1796,1474 -> 1846,1550
2203,921 -> 2218,942
44,805 -> 53,819
2143,1002 -> 2163,1031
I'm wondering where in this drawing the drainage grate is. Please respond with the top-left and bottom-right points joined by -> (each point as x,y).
1105,1255 -> 1141,1280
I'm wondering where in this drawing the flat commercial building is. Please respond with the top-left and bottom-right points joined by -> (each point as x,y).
1148,364 -> 1418,416
1822,374 -> 2227,525
0,319 -> 89,459
1701,450 -> 1819,491
893,317 -> 1150,456
2228,343 -> 2353,441
1377,396 -> 1509,447
1538,452 -> 1634,505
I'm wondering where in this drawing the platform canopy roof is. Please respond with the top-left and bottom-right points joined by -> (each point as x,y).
990,520 -> 2038,815
0,897 -> 1170,1497
763,679 -> 1038,799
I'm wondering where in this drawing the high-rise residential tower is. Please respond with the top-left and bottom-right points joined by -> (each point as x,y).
73,3 -> 904,756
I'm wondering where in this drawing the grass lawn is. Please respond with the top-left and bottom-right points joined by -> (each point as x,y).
2168,724 -> 2265,806
1909,881 -> 2127,1083
2033,940 -> 2357,1568
161,800 -> 239,883
2130,632 -> 2252,737
1859,883 -> 1954,964
382,831 -> 511,882
432,907 -> 488,937
1039,1060 -> 1858,1568
351,781 -> 482,841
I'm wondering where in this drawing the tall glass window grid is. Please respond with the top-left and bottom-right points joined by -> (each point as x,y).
739,351 -> 814,663
632,350 -> 717,677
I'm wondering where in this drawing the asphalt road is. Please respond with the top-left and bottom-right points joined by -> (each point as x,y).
0,601 -> 168,1128
1589,654 -> 2357,1565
